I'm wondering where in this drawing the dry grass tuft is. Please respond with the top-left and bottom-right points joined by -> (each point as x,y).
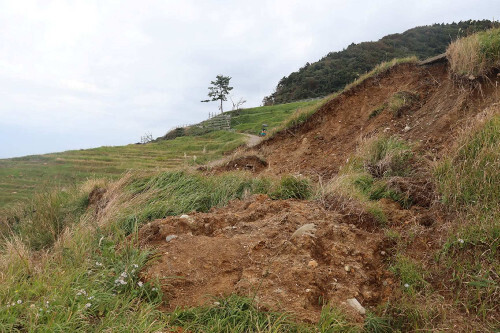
447,27 -> 500,78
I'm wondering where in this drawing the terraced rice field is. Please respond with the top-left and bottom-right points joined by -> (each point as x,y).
0,131 -> 245,207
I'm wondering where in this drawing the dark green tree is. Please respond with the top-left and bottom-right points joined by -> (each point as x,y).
262,20 -> 498,105
201,75 -> 233,113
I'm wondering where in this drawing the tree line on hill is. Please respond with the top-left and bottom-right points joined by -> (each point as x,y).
262,20 -> 498,105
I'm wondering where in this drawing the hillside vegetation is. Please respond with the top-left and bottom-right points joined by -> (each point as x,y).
263,20 -> 497,105
0,101 -> 324,208
0,131 -> 245,207
1,28 -> 500,332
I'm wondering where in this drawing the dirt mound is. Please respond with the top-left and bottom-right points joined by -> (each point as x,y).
211,155 -> 268,173
88,187 -> 108,214
255,62 -> 500,178
138,195 -> 393,321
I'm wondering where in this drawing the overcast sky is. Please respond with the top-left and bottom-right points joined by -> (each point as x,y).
0,0 -> 498,158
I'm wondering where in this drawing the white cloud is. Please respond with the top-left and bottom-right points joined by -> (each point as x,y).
0,0 -> 498,157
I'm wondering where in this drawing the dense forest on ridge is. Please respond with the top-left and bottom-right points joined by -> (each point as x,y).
263,20 -> 497,105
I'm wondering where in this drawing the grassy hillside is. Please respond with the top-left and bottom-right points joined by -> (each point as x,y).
263,20 -> 497,104
0,131 -> 245,207
0,101 -> 324,208
1,29 -> 499,332
230,100 -> 321,134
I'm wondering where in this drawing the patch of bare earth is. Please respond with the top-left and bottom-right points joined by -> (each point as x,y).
249,63 -> 499,178
138,195 -> 393,322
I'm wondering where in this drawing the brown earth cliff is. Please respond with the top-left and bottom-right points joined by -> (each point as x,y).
138,61 -> 499,324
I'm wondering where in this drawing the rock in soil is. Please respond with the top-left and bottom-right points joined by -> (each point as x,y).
138,194 -> 392,322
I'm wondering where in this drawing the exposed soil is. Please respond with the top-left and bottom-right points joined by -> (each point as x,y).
210,155 -> 268,173
138,195 -> 393,322
137,62 -> 500,327
251,63 -> 500,178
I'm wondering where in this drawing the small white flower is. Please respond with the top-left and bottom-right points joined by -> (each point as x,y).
17,300 -> 22,304
132,264 -> 138,269
11,302 -> 15,306
76,289 -> 87,296
85,303 -> 91,308
88,296 -> 94,300
458,238 -> 464,244
120,272 -> 128,278
152,287 -> 158,291
95,261 -> 103,267
120,280 -> 127,285
137,281 -> 143,287
404,283 -> 410,288
6,304 -> 10,308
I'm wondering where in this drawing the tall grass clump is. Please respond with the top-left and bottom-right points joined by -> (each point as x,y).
0,182 -> 166,332
118,171 -> 311,232
318,135 -> 415,226
387,91 -> 420,117
358,136 -> 413,178
348,136 -> 414,207
447,27 -> 500,77
168,295 -> 370,332
435,114 -> 500,210
1,184 -> 94,250
435,111 -> 500,320
270,175 -> 312,200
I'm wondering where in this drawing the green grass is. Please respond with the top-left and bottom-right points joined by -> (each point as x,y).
167,295 -> 304,332
0,100 -> 326,209
434,113 -> 500,319
368,103 -> 386,119
116,171 -> 284,233
0,131 -> 245,208
435,115 -> 500,210
328,135 -> 414,210
387,91 -> 419,117
447,27 -> 500,77
0,223 -> 165,332
168,296 -> 365,332
389,255 -> 429,295
230,100 -> 321,135
0,168 -> 371,332
344,57 -> 418,92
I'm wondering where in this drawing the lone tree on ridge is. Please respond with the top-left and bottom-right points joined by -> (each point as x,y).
201,75 -> 233,113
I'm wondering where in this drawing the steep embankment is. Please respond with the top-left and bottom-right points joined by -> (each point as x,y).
2,28 -> 498,332
256,61 -> 499,178
263,20 -> 497,104
139,54 -> 499,330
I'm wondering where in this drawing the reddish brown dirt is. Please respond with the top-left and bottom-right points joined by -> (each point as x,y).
211,155 -> 268,173
138,195 -> 394,322
137,62 -> 499,328
253,63 -> 500,178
